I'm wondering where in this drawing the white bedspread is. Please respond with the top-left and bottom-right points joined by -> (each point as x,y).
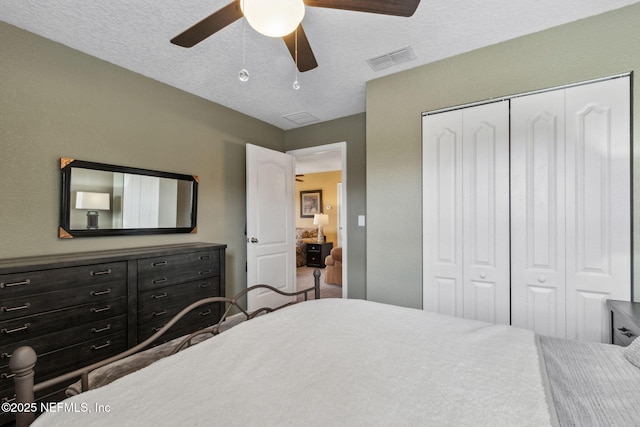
33,299 -> 553,426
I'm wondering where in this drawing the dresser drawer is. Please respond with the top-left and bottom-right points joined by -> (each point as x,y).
607,300 -> 640,346
306,243 -> 322,252
0,331 -> 127,394
0,297 -> 127,346
0,384 -> 68,426
0,314 -> 126,363
612,313 -> 640,346
137,278 -> 220,321
0,282 -> 126,322
0,262 -> 126,299
137,250 -> 219,291
307,253 -> 323,265
137,302 -> 221,343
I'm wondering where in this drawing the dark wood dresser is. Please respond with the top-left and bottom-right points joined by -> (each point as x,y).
606,299 -> 640,346
0,242 -> 225,425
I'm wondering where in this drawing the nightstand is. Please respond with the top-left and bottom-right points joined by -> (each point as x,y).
306,242 -> 333,268
606,300 -> 640,346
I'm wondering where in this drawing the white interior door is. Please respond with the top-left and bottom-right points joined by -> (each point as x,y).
246,144 -> 295,311
565,77 -> 631,342
462,101 -> 510,325
511,90 -> 567,338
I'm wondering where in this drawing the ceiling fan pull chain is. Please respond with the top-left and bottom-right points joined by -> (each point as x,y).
292,28 -> 300,90
238,3 -> 250,83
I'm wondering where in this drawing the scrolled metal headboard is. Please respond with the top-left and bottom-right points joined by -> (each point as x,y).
9,269 -> 322,427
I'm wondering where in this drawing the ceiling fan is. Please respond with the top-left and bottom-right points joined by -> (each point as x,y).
171,0 -> 421,72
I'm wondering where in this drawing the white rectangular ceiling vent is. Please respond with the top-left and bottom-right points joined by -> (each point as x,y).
367,46 -> 416,71
283,111 -> 320,126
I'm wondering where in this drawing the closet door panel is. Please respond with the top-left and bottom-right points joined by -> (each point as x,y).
565,77 -> 631,342
422,111 -> 464,317
510,90 -> 566,338
462,101 -> 510,324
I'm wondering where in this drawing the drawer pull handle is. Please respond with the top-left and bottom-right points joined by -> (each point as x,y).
2,303 -> 31,313
199,309 -> 212,317
0,279 -> 31,289
90,269 -> 112,277
152,292 -> 168,299
199,282 -> 211,288
91,305 -> 112,313
200,255 -> 212,260
153,310 -> 168,317
199,270 -> 212,276
1,353 -> 12,359
1,373 -> 15,379
152,326 -> 163,332
91,341 -> 111,351
2,396 -> 16,404
90,288 -> 112,297
91,324 -> 112,333
152,278 -> 168,285
1,323 -> 30,334
151,261 -> 168,267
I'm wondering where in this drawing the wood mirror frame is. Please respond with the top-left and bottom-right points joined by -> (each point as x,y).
59,158 -> 198,238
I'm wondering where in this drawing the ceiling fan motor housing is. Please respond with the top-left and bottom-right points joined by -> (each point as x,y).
240,0 -> 306,37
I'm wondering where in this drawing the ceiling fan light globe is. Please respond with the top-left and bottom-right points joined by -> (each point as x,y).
240,0 -> 305,38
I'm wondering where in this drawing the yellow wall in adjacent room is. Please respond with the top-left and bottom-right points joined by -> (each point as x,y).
295,171 -> 342,246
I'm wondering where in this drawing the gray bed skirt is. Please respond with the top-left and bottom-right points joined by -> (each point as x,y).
538,335 -> 640,426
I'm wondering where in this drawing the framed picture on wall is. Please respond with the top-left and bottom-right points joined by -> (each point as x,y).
300,190 -> 322,218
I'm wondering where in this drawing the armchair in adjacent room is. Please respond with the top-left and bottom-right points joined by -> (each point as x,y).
324,247 -> 342,286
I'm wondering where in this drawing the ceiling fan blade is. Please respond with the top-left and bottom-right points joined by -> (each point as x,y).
171,1 -> 243,47
304,0 -> 420,17
283,25 -> 318,72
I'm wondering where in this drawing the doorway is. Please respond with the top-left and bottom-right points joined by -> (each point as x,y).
287,142 -> 347,298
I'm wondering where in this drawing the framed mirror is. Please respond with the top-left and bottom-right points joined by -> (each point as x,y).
59,158 -> 198,238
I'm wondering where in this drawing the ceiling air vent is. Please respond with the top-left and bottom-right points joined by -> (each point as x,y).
367,46 -> 416,72
283,111 -> 320,126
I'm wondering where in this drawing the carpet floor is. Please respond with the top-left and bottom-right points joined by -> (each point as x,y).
296,266 -> 343,300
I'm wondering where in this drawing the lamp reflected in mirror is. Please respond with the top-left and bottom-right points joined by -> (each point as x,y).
75,191 -> 111,229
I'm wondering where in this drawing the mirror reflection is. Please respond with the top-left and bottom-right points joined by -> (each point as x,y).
60,159 -> 198,238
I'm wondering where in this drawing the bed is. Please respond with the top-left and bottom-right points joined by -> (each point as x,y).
8,285 -> 640,426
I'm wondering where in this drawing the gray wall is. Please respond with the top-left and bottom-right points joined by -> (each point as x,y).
284,114 -> 367,299
366,3 -> 640,307
0,22 -> 283,299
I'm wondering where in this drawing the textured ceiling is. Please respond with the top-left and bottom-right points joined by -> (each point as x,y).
2,0 -> 638,130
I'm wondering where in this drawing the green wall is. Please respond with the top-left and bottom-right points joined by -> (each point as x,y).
0,22 -> 283,299
366,3 -> 640,308
0,21 -> 367,302
284,114 -> 367,299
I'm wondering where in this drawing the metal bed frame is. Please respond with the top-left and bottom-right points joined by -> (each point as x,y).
9,269 -> 321,427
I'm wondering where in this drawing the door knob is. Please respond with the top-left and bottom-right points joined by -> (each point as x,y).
250,237 -> 258,243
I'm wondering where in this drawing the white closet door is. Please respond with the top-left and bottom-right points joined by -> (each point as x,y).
422,110 -> 464,317
462,101 -> 510,324
565,77 -> 631,343
511,90 -> 566,337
